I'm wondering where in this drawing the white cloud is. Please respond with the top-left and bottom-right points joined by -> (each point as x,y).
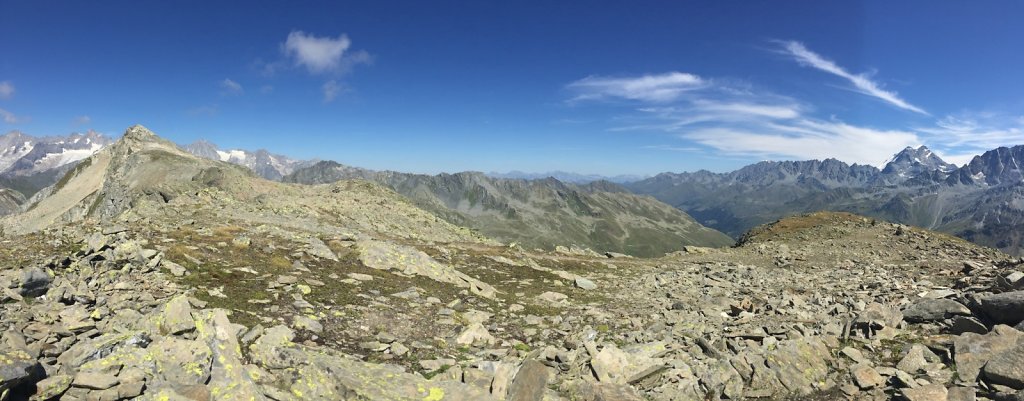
322,80 -> 343,103
283,31 -> 371,75
683,119 -> 920,166
573,73 -> 919,166
260,85 -> 274,94
73,115 -> 91,125
220,78 -> 244,95
779,41 -> 928,115
0,108 -> 25,124
0,81 -> 13,99
566,72 -> 706,103
916,113 -> 1024,165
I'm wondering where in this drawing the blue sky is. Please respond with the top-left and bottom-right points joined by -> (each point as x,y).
1,1 -> 1023,175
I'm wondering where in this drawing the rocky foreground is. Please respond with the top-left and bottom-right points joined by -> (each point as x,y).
1,212 -> 1024,401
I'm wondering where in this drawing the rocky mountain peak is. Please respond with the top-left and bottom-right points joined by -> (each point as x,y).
122,124 -> 158,141
881,145 -> 957,177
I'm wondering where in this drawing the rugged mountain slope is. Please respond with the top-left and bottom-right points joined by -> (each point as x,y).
285,160 -> 733,256
0,130 -> 112,200
184,139 -> 315,180
0,187 -> 24,215
2,125 -> 486,245
628,145 -> 1024,255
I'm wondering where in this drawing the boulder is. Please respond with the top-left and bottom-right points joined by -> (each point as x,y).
954,325 -> 1024,383
507,360 -> 549,401
455,322 -> 496,346
574,277 -> 597,290
903,299 -> 972,323
983,342 -> 1024,389
71,372 -> 119,390
18,267 -> 51,297
292,315 -> 323,333
976,291 -> 1024,325
590,342 -> 668,384
901,384 -> 949,401
852,364 -> 886,389
0,350 -> 41,394
33,374 -> 73,400
853,302 -> 903,336
158,295 -> 195,335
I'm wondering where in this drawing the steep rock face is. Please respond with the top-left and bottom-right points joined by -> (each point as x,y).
948,145 -> 1024,187
285,161 -> 733,256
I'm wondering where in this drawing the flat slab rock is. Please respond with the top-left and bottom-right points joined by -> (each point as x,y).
902,298 -> 972,323
954,325 -> 1024,383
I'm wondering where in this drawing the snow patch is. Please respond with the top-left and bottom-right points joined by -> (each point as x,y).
33,143 -> 103,169
215,149 -> 247,162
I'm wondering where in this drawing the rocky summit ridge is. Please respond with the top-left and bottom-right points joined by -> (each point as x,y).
2,127 -> 1024,401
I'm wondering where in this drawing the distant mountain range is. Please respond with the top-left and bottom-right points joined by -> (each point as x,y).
283,161 -> 732,256
183,140 -> 317,180
626,145 -> 1024,255
486,170 -> 648,184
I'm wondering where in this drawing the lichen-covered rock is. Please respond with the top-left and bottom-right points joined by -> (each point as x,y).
147,337 -> 213,385
194,309 -> 267,401
32,374 -> 73,400
356,239 -> 497,299
249,325 -> 498,400
0,349 -> 41,394
158,295 -> 196,335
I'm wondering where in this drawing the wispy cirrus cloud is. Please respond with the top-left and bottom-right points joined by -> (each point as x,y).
220,78 -> 244,95
566,72 -> 706,103
683,120 -> 919,166
73,115 -> 91,125
0,81 -> 13,99
283,31 -> 372,75
567,70 -> 921,166
778,40 -> 928,115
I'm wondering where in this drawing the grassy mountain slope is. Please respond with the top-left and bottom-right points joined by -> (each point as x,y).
284,161 -> 733,256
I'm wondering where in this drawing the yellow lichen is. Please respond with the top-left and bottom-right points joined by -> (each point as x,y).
423,387 -> 445,401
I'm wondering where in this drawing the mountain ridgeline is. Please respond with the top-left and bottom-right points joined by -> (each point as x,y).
627,145 -> 1024,255
283,161 -> 733,256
